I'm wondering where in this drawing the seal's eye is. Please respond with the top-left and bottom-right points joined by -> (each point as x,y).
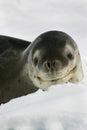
67,53 -> 74,60
34,57 -> 38,66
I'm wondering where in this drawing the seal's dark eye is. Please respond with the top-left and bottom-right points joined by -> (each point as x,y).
34,57 -> 38,66
67,53 -> 74,60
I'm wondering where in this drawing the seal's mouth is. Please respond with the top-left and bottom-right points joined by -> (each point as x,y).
36,66 -> 76,83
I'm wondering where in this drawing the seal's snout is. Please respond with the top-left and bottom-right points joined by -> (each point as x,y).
43,59 -> 59,72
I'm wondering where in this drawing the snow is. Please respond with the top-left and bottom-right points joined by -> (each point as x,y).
0,0 -> 87,130
0,77 -> 87,130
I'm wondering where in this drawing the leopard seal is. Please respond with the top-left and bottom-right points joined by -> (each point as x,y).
0,31 -> 84,104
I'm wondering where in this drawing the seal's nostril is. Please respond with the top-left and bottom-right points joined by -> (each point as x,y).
47,62 -> 51,69
43,60 -> 58,72
52,60 -> 59,69
43,61 -> 51,71
52,60 -> 56,68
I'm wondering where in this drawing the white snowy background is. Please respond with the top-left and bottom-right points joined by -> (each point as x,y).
0,0 -> 87,130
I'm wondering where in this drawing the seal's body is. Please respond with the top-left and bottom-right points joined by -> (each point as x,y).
0,31 -> 84,104
0,36 -> 38,104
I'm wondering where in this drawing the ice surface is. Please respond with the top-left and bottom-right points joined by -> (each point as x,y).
0,0 -> 87,130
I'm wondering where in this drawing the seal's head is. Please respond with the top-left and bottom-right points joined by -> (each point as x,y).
28,31 -> 84,90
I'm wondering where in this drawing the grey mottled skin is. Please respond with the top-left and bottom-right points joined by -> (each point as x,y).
0,36 -> 38,104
